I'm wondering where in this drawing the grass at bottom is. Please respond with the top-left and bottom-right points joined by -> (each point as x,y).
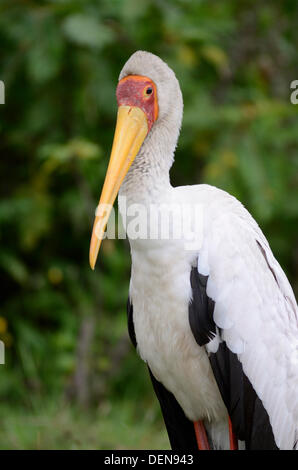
0,397 -> 170,450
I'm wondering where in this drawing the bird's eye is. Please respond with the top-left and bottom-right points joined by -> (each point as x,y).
143,86 -> 153,98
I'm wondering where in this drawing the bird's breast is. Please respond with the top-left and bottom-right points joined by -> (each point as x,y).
129,241 -> 226,423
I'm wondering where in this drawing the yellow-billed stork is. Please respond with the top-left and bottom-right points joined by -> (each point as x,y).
89,51 -> 298,450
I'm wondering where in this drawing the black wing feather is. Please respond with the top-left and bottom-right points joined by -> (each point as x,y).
209,342 -> 278,449
189,267 -> 216,345
149,369 -> 199,450
190,265 -> 278,449
127,297 -> 137,348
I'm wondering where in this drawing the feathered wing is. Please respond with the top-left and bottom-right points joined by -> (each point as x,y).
195,193 -> 298,450
189,266 -> 278,449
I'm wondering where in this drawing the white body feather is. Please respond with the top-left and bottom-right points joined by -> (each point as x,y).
120,183 -> 298,450
117,51 -> 298,450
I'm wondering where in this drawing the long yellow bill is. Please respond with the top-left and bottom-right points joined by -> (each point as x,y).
89,105 -> 148,270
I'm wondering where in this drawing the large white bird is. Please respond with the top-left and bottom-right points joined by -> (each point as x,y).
89,51 -> 298,450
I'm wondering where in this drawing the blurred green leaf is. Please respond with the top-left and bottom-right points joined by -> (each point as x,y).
62,14 -> 113,49
0,0 -> 297,450
0,252 -> 28,285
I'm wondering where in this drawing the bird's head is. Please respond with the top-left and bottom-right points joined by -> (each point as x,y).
89,51 -> 183,269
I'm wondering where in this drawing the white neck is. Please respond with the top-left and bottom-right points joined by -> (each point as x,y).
119,112 -> 181,206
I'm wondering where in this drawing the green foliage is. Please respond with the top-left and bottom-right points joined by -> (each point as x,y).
0,0 -> 297,449
0,399 -> 169,449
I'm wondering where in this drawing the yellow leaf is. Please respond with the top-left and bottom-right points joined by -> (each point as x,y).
201,45 -> 228,70
0,317 -> 7,334
177,45 -> 198,67
48,267 -> 63,285
205,162 -> 222,179
221,150 -> 237,168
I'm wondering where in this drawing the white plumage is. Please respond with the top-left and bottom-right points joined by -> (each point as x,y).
196,185 -> 298,449
91,51 -> 298,450
121,180 -> 298,449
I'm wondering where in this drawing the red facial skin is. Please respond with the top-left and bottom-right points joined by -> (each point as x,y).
116,75 -> 159,132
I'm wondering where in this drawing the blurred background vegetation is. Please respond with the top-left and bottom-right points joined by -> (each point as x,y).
0,0 -> 297,449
